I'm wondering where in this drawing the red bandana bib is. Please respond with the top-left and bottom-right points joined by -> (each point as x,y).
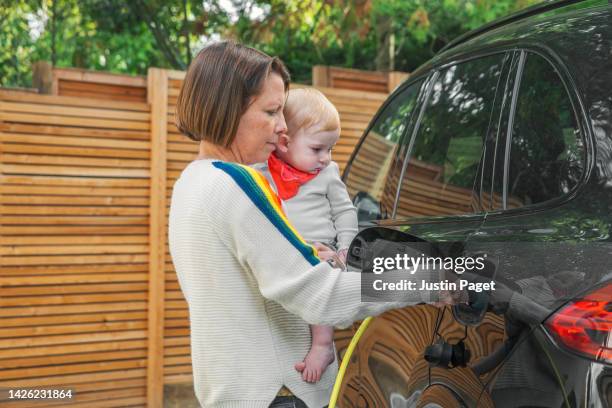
267,153 -> 320,200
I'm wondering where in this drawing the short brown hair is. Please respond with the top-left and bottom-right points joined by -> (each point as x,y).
175,41 -> 290,145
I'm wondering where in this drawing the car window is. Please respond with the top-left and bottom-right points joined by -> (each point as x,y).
396,53 -> 507,218
504,52 -> 584,209
345,80 -> 423,223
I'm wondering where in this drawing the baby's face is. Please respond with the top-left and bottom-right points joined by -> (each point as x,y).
280,122 -> 339,173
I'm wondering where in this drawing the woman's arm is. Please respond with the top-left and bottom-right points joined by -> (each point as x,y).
209,162 -> 436,328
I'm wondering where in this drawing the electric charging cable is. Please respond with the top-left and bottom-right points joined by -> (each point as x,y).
328,316 -> 373,408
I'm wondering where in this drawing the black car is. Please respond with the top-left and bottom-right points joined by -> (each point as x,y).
339,1 -> 611,407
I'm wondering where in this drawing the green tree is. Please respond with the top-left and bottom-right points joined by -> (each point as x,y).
227,0 -> 540,82
0,0 -> 41,87
0,0 -> 540,88
0,0 -> 228,87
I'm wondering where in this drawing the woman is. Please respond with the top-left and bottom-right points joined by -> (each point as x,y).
169,41 -> 437,408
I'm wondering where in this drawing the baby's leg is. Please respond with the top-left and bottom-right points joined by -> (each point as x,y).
294,325 -> 335,383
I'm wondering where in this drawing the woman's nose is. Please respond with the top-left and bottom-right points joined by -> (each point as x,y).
276,112 -> 287,134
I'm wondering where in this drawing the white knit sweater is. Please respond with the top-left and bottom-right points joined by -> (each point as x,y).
168,159 -> 432,408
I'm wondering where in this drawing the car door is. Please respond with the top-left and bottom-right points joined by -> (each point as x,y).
343,51 -> 512,407
339,77 -> 428,408
467,49 -> 601,407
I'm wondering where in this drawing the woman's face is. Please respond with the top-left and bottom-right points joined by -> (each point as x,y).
231,73 -> 288,164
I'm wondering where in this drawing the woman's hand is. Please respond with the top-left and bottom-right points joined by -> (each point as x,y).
434,288 -> 469,306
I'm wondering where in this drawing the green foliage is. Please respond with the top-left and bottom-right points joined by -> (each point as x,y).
0,0 -> 39,87
0,0 -> 227,87
0,0 -> 540,88
231,0 -> 540,82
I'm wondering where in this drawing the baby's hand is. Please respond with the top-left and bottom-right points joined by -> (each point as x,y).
312,242 -> 335,261
337,248 -> 348,264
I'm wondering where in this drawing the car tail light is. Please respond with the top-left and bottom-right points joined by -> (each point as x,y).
544,282 -> 611,364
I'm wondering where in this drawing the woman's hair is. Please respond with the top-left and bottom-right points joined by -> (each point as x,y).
175,41 -> 290,145
284,88 -> 340,137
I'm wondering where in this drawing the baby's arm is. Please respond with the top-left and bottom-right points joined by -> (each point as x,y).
326,162 -> 358,252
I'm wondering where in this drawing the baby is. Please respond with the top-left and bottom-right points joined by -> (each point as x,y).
259,87 -> 358,383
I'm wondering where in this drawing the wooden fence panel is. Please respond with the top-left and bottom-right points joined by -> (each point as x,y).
0,66 -> 390,406
0,89 -> 150,407
52,68 -> 147,103
313,65 -> 409,93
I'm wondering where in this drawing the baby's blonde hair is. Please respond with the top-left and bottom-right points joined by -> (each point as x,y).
284,88 -> 340,137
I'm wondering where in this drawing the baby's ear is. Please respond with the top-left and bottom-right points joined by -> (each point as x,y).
276,133 -> 290,154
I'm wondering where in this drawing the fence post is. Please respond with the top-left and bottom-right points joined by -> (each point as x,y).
387,71 -> 410,92
312,65 -> 330,87
147,67 -> 168,408
32,61 -> 53,94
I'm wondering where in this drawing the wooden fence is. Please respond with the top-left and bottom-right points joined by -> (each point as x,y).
313,65 -> 409,93
0,90 -> 152,407
0,66 -> 389,407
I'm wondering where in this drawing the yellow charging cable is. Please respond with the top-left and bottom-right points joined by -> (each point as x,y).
328,316 -> 373,408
